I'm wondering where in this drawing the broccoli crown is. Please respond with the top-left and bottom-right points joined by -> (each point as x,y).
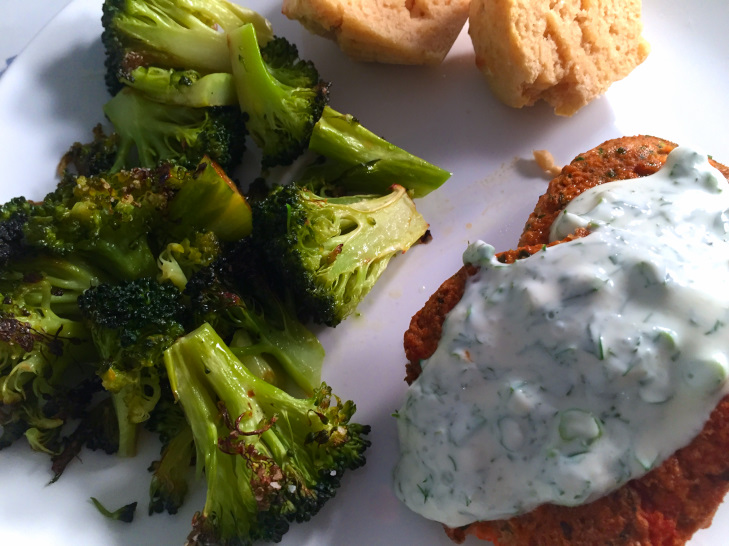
252,183 -> 429,326
121,66 -> 237,107
77,277 -> 188,456
103,88 -> 248,174
0,197 -> 33,267
229,24 -> 330,169
0,271 -> 94,406
23,167 -> 181,280
164,324 -> 371,545
77,277 -> 186,357
261,36 -> 320,89
101,0 -> 273,95
58,124 -> 121,177
0,256 -> 100,456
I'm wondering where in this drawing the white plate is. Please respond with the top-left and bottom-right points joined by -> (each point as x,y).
0,1 -> 728,545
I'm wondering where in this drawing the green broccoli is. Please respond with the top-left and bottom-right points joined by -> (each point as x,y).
228,23 -> 330,169
101,0 -> 273,95
146,401 -> 194,516
77,277 -> 188,456
252,183 -> 430,326
20,167 -> 178,281
103,87 -> 247,173
0,197 -> 37,268
121,66 -> 237,107
305,106 -> 451,198
0,262 -> 97,407
164,323 -> 371,545
20,159 -> 251,284
0,253 -> 109,320
147,423 -> 195,515
57,124 -> 121,177
184,247 -> 325,396
163,159 -> 252,243
145,386 -> 195,515
157,231 -> 221,291
0,254 -> 101,455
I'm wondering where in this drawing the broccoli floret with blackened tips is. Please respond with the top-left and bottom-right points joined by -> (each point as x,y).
58,124 -> 120,177
0,197 -> 34,268
0,253 -> 102,454
77,277 -> 188,456
145,386 -> 195,515
228,24 -> 330,169
22,167 -> 178,281
101,0 -> 273,95
252,183 -> 430,326
164,324 -> 371,545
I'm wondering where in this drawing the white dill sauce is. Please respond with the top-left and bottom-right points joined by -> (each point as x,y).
393,147 -> 729,527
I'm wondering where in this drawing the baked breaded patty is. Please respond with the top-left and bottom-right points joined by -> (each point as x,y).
403,135 -> 729,545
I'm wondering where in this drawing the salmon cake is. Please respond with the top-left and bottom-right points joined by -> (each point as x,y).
400,135 -> 729,545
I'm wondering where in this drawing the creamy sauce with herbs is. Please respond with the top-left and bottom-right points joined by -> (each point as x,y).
394,147 -> 729,527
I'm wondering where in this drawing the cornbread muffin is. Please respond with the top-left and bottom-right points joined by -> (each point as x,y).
469,0 -> 651,115
281,0 -> 470,65
403,136 -> 729,545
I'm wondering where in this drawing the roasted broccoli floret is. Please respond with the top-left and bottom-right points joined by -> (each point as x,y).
0,254 -> 100,454
121,66 -> 237,107
103,87 -> 247,173
252,183 -> 429,326
164,324 -> 371,545
163,159 -> 252,242
185,247 -> 325,396
144,382 -> 195,515
0,197 -> 35,267
101,0 -> 273,95
19,160 -> 249,283
57,124 -> 121,177
77,277 -> 188,456
228,24 -> 329,169
305,106 -> 451,198
20,166 -> 183,281
0,262 -> 97,406
0,253 -> 109,320
147,421 -> 195,515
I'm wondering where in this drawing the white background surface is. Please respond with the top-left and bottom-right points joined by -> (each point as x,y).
0,0 -> 728,545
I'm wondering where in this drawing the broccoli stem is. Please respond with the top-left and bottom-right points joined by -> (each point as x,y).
308,106 -> 451,198
123,67 -> 237,107
165,160 -> 252,241
228,23 -> 326,168
112,387 -> 140,458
